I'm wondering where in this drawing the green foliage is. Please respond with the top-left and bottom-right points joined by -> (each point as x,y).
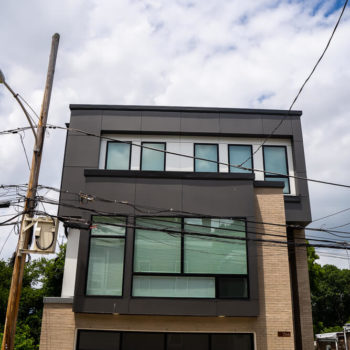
0,324 -> 38,350
307,245 -> 350,334
0,244 -> 66,348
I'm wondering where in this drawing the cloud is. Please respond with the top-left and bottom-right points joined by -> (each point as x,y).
0,0 -> 349,267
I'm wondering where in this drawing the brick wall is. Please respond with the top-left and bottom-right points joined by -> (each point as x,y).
254,187 -> 295,350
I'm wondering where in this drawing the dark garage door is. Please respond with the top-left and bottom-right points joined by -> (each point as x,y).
76,330 -> 254,350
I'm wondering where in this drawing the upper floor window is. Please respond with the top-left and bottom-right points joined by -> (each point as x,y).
106,141 -> 131,170
141,142 -> 166,171
263,146 -> 290,194
132,217 -> 248,299
86,216 -> 126,296
194,144 -> 219,172
228,145 -> 252,173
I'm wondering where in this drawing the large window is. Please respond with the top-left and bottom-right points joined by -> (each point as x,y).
228,145 -> 252,173
194,144 -> 219,172
132,217 -> 248,298
106,142 -> 131,170
86,217 -> 126,296
141,142 -> 166,171
76,331 -> 255,350
263,146 -> 290,194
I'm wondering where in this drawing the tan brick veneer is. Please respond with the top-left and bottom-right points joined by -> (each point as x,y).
40,187 -> 300,350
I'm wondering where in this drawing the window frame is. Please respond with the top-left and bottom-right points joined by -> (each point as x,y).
105,141 -> 132,170
131,216 -> 249,300
193,143 -> 219,173
140,142 -> 166,171
228,144 -> 253,173
85,216 -> 128,298
262,145 -> 290,194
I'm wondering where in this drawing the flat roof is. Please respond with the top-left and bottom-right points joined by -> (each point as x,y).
69,104 -> 302,116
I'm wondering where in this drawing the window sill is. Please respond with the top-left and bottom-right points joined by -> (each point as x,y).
84,169 -> 255,180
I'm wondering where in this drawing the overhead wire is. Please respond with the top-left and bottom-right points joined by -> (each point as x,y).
237,0 -> 349,168
33,198 -> 350,250
17,94 -> 40,121
35,184 -> 350,236
18,132 -> 31,170
46,124 -> 350,190
0,226 -> 16,257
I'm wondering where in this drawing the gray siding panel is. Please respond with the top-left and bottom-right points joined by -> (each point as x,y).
64,135 -> 101,168
141,111 -> 181,132
219,114 -> 263,135
181,112 -> 220,133
102,110 -> 142,132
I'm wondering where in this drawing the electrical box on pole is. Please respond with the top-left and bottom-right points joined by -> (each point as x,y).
19,215 -> 59,254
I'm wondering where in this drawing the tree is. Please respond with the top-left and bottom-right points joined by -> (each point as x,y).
0,244 -> 66,348
308,245 -> 350,334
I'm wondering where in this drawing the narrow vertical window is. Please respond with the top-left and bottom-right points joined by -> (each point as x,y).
86,217 -> 126,296
228,145 -> 252,173
141,142 -> 166,171
263,146 -> 290,194
106,141 -> 131,170
194,144 -> 218,172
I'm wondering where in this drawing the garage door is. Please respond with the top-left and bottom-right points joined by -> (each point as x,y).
76,331 -> 254,350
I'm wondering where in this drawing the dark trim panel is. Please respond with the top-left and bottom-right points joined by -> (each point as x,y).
253,180 -> 285,188
84,169 -> 255,180
70,103 -> 302,116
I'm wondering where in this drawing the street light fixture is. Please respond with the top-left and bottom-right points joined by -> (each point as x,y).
0,69 -> 37,139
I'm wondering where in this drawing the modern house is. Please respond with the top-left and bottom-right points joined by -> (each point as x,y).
39,105 -> 314,350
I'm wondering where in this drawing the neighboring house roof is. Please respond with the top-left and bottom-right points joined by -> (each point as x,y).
316,332 -> 338,340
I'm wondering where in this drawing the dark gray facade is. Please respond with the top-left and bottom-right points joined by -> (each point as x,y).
59,104 -> 311,316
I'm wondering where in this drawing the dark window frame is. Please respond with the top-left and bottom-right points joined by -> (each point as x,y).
131,216 -> 249,300
228,144 -> 253,173
85,215 -> 128,298
76,330 -> 255,350
140,142 -> 166,171
105,141 -> 132,170
194,143 -> 219,173
262,145 -> 290,194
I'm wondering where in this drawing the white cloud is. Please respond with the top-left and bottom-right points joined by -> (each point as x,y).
0,0 -> 349,267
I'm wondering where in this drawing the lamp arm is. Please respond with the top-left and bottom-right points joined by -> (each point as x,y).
3,81 -> 37,139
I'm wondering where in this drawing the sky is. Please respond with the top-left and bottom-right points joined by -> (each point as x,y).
0,0 -> 349,268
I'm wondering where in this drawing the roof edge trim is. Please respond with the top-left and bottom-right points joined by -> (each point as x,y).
69,104 -> 302,116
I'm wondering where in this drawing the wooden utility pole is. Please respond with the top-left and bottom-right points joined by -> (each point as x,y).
1,33 -> 60,350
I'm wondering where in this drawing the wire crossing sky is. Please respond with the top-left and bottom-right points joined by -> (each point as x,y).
0,0 -> 350,268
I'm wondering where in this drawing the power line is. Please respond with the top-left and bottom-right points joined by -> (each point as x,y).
63,214 -> 350,251
0,126 -> 33,136
238,0 -> 349,168
18,133 -> 31,170
46,124 -> 350,190
17,94 -> 39,122
312,206 -> 350,223
36,184 -> 350,236
0,226 -> 16,257
34,198 -> 350,249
